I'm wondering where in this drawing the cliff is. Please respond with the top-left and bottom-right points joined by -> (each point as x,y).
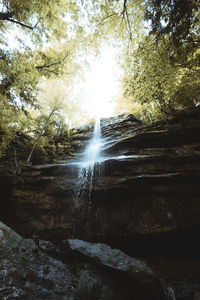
1,109 -> 200,299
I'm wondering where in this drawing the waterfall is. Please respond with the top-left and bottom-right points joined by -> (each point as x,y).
165,287 -> 176,300
161,280 -> 176,300
83,118 -> 101,165
75,118 -> 102,207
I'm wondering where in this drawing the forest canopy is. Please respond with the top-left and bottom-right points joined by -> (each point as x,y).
0,0 -> 200,164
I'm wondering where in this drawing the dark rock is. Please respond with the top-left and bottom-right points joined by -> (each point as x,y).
66,239 -> 156,283
0,222 -> 165,300
1,110 -> 200,299
152,257 -> 200,299
64,239 -> 165,299
1,110 -> 200,242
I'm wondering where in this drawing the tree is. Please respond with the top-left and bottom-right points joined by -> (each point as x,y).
1,0 -> 200,164
122,35 -> 200,120
0,0 -> 69,41
26,101 -> 62,163
144,0 -> 200,47
0,2 -> 77,161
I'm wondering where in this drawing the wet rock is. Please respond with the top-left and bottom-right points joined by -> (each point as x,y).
0,222 -> 165,300
1,110 -> 200,242
65,239 -> 165,299
0,222 -> 115,300
66,239 -> 156,283
1,110 -> 200,299
150,257 -> 200,299
0,222 -> 117,299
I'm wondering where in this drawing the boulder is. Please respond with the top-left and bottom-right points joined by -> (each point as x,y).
0,222 -> 165,300
66,239 -> 156,283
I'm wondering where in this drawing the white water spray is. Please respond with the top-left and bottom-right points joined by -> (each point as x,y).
161,280 -> 176,300
75,118 -> 102,206
83,118 -> 101,164
166,287 -> 176,300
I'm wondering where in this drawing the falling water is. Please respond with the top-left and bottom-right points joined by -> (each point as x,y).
82,118 -> 101,165
161,280 -> 176,300
75,118 -> 102,207
166,287 -> 176,300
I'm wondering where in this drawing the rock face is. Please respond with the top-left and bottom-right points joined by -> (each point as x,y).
66,239 -> 156,283
1,109 -> 200,299
1,110 -> 200,243
0,221 -> 164,300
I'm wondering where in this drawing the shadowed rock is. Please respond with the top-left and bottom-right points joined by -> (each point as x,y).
1,110 -> 200,242
66,239 -> 156,283
0,222 -> 165,300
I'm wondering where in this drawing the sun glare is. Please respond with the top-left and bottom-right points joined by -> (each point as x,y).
81,47 -> 120,119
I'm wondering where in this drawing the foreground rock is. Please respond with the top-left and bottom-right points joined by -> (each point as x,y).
0,222 -> 111,300
66,239 -> 156,284
0,222 -> 165,300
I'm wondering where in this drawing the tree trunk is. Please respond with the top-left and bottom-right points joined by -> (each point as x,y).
144,103 -> 152,123
26,105 -> 60,163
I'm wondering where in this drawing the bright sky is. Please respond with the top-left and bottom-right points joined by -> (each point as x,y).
1,24 -> 122,122
80,47 -> 121,119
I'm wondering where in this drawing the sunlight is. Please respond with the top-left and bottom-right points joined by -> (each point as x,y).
81,47 -> 120,119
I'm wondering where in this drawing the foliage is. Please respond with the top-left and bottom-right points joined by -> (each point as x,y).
0,0 -> 80,161
0,96 -> 16,158
1,0 -> 200,163
0,0 -> 69,42
79,0 -> 145,44
144,0 -> 200,47
115,0 -> 200,121
122,35 -> 200,121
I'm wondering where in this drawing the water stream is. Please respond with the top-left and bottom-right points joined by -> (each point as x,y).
75,118 -> 103,207
72,121 -> 177,300
161,280 -> 176,300
73,119 -> 148,207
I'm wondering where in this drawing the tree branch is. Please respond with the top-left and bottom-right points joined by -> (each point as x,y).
36,51 -> 71,70
97,13 -> 117,26
43,68 -> 59,75
0,11 -> 39,29
27,103 -> 61,163
125,9 -> 132,40
6,18 -> 39,29
0,11 -> 14,19
120,0 -> 132,40
121,0 -> 127,19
